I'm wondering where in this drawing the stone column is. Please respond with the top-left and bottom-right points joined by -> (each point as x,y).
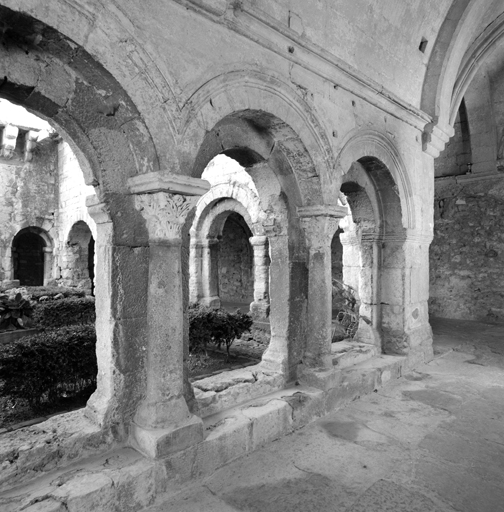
42,247 -> 53,285
298,205 -> 348,368
84,195 -> 115,426
249,235 -> 270,320
128,172 -> 210,459
259,225 -> 290,376
199,237 -> 221,308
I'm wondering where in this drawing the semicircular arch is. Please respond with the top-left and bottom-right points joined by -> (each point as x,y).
179,70 -> 337,206
335,130 -> 414,231
193,182 -> 266,238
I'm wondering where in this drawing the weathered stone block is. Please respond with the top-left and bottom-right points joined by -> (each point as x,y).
241,399 -> 293,449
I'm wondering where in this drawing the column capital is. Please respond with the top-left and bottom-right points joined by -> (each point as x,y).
128,172 -> 210,241
298,205 -> 348,250
86,194 -> 111,224
135,192 -> 199,241
249,235 -> 268,247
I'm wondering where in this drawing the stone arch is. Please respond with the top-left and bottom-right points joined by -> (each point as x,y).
450,12 -> 504,126
189,193 -> 265,309
335,130 -> 417,353
336,129 -> 413,231
11,226 -> 53,286
421,0 -> 504,153
1,0 -> 180,170
0,5 -> 161,435
179,69 -> 336,206
192,182 -> 266,238
182,98 -> 317,385
0,4 -> 158,200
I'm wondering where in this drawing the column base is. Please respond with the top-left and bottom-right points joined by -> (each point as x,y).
260,342 -> 288,376
131,414 -> 203,459
200,296 -> 221,309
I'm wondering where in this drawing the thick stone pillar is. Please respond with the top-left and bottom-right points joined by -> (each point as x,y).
249,235 -> 270,320
299,205 -> 348,368
381,232 -> 433,364
128,172 -> 210,459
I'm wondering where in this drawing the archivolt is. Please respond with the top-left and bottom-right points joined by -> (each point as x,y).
192,182 -> 266,238
178,69 -> 336,205
335,130 -> 414,230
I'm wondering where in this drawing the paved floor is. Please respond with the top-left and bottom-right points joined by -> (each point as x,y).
148,318 -> 504,512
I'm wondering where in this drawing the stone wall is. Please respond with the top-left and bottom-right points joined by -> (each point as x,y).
430,178 -> 504,322
218,213 -> 254,304
0,133 -> 58,282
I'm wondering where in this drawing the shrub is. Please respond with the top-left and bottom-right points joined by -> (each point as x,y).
188,304 -> 253,360
33,297 -> 96,328
0,289 -> 35,331
0,324 -> 97,408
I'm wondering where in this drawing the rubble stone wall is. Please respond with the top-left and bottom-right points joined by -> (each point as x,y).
218,214 -> 254,304
430,178 -> 504,322
0,137 -> 58,282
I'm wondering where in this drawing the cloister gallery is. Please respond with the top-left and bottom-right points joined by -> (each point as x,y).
0,1 -> 504,510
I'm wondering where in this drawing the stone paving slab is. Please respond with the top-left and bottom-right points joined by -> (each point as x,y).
145,319 -> 504,512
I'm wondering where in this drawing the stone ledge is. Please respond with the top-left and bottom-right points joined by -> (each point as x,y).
0,447 -> 161,512
0,353 -> 411,511
0,409 -> 115,494
192,365 -> 284,417
331,341 -> 378,369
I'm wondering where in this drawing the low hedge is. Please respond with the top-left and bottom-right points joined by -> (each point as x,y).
0,324 -> 97,408
32,297 -> 96,328
188,304 -> 253,359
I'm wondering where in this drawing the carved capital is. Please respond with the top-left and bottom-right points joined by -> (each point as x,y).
135,192 -> 198,240
300,216 -> 341,250
298,205 -> 348,250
